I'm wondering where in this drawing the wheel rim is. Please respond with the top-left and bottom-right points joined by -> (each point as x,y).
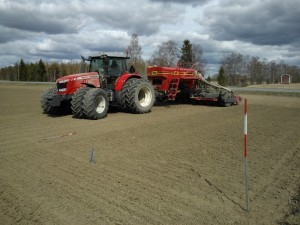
95,96 -> 106,113
138,87 -> 152,107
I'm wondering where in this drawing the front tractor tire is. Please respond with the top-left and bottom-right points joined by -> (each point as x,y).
41,87 -> 70,115
82,88 -> 109,120
71,87 -> 91,118
120,78 -> 155,113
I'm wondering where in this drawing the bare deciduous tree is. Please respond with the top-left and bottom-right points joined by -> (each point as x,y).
148,40 -> 179,67
127,33 -> 146,74
127,33 -> 142,64
221,52 -> 248,85
192,43 -> 206,74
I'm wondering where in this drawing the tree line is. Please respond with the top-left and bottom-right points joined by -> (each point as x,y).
0,59 -> 83,82
126,34 -> 205,75
0,34 -> 205,82
0,34 -> 299,85
217,52 -> 300,86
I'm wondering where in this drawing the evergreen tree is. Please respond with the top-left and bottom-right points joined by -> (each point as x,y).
37,59 -> 46,81
13,63 -> 19,81
207,76 -> 211,82
27,63 -> 37,81
180,39 -> 194,67
19,59 -> 28,81
217,67 -> 226,86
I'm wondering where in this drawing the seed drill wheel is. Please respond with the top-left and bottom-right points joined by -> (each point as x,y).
41,87 -> 70,115
219,92 -> 233,107
120,78 -> 155,113
82,88 -> 109,120
71,87 -> 91,118
223,102 -> 232,107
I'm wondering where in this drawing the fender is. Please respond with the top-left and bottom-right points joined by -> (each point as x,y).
114,73 -> 142,91
57,72 -> 101,95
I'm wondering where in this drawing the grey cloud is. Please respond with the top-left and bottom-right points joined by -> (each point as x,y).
0,26 -> 32,43
29,31 -> 129,61
0,1 -> 85,34
200,0 -> 300,45
0,0 -> 184,36
0,16 -> 80,34
84,1 -> 184,35
149,0 -> 209,6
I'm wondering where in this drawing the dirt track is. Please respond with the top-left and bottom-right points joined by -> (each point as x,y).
0,83 -> 299,225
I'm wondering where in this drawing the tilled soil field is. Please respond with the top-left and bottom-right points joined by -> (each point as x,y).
0,83 -> 299,225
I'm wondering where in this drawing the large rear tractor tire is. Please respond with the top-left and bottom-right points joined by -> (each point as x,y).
41,87 -> 70,115
120,78 -> 155,113
82,88 -> 109,120
71,87 -> 91,118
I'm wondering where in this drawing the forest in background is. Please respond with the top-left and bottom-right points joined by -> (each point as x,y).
0,34 -> 299,85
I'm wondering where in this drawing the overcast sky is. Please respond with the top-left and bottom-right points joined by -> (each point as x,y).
0,0 -> 299,75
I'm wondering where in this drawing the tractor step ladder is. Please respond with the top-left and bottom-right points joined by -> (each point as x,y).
167,78 -> 180,100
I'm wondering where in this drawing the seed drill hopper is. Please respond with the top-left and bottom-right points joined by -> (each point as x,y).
147,65 -> 242,106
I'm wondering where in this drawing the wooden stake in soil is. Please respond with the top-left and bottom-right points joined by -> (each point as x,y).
244,98 -> 249,211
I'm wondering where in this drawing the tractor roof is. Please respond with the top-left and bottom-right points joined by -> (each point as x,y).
90,54 -> 130,59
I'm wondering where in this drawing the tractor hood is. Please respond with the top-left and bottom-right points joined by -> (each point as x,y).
56,72 -> 99,83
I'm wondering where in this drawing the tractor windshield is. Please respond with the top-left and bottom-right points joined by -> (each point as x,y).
90,57 -> 128,77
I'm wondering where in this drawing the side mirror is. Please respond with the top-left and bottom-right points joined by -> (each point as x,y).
81,56 -> 91,62
129,65 -> 135,74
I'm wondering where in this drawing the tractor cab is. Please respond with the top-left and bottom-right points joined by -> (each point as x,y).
87,55 -> 130,89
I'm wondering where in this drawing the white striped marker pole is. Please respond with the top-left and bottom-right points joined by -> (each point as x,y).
244,98 -> 249,211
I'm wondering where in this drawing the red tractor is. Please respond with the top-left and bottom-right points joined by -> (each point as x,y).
41,55 -> 155,119
147,65 -> 241,106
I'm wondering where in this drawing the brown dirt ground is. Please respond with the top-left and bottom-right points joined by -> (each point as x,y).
0,83 -> 299,225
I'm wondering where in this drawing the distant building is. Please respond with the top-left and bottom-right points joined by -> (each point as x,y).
280,74 -> 292,84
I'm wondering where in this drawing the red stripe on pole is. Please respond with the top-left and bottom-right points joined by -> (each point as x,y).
244,135 -> 248,157
244,98 -> 248,158
243,98 -> 249,211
